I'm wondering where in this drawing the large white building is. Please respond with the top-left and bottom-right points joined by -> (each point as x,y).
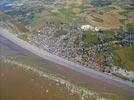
80,25 -> 99,31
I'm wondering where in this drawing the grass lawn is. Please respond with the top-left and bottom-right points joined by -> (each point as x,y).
82,32 -> 100,45
111,45 -> 134,70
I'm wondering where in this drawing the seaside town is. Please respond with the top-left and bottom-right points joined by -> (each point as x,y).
26,22 -> 134,82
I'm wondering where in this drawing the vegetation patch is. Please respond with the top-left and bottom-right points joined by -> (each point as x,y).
119,11 -> 129,17
59,7 -> 75,20
82,32 -> 100,45
111,45 -> 134,70
17,23 -> 29,32
91,0 -> 114,7
119,6 -> 134,17
126,23 -> 134,33
18,32 -> 28,40
54,29 -> 67,37
101,30 -> 116,42
30,16 -> 46,30
112,73 -> 130,81
100,6 -> 116,13
92,16 -> 104,23
97,52 -> 105,67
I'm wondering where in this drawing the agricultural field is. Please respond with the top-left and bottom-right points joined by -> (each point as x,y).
1,0 -> 132,32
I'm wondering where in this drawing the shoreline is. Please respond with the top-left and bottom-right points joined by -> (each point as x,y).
0,28 -> 134,92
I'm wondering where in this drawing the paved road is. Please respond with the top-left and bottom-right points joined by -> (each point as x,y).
0,28 -> 134,92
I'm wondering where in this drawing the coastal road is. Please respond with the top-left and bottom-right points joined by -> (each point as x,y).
0,28 -> 134,93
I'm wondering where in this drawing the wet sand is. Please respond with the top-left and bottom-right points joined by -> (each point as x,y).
0,62 -> 79,100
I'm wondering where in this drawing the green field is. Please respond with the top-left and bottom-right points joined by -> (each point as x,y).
111,45 -> 134,70
82,32 -> 100,45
